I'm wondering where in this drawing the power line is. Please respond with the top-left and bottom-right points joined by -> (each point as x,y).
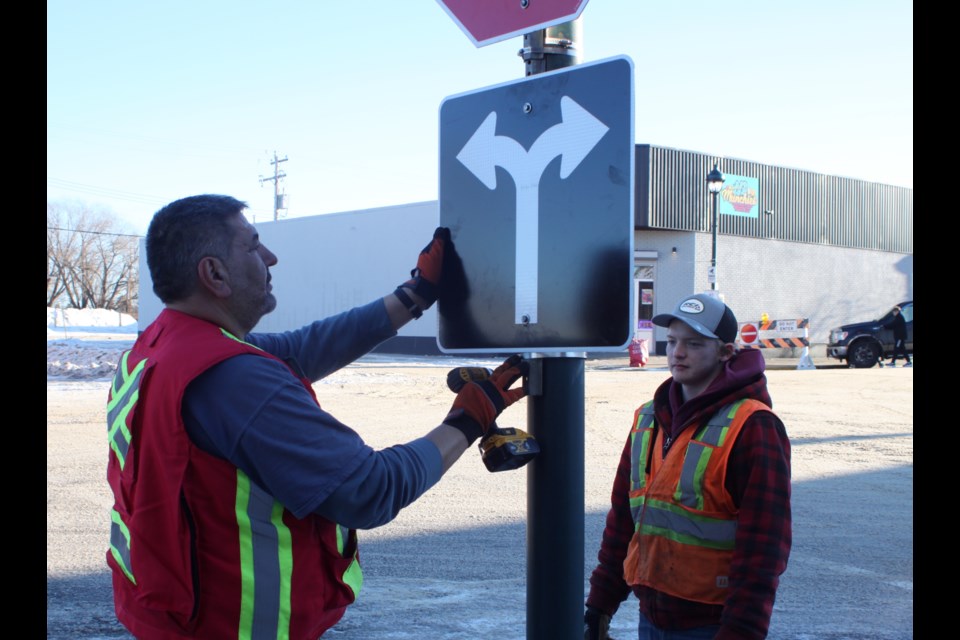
47,178 -> 168,207
47,226 -> 143,239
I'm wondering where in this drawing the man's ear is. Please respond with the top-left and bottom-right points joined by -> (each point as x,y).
197,256 -> 231,298
719,341 -> 736,362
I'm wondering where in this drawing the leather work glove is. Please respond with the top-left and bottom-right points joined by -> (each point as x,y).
445,366 -> 493,394
584,606 -> 613,640
443,354 -> 528,445
394,227 -> 451,317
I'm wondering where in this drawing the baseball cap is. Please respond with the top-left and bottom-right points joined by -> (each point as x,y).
652,293 -> 738,343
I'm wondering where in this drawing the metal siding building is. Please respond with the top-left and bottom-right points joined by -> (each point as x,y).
635,144 -> 912,252
631,144 -> 912,355
137,145 -> 912,358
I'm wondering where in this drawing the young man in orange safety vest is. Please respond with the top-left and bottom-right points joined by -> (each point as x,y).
584,293 -> 792,640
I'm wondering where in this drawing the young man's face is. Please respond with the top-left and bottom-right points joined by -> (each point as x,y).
665,319 -> 733,398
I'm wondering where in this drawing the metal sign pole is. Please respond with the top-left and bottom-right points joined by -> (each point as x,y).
526,352 -> 585,640
523,20 -> 585,640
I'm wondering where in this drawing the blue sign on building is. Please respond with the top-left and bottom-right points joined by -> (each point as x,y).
718,173 -> 760,218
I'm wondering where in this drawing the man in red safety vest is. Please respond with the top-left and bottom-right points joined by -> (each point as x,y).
106,194 -> 528,639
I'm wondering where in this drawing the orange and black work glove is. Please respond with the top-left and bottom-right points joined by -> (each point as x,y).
443,355 -> 528,445
584,606 -> 613,640
445,366 -> 493,393
394,227 -> 450,318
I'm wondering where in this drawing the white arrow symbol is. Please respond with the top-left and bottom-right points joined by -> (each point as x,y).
457,96 -> 609,324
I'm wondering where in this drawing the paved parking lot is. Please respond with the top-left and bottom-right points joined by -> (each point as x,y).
47,357 -> 912,639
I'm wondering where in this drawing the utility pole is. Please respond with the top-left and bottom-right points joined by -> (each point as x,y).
259,151 -> 288,221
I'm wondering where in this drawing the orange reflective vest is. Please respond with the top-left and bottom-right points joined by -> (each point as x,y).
623,398 -> 770,604
106,309 -> 362,639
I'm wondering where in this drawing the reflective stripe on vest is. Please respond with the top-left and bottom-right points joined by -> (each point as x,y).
106,350 -> 145,587
628,401 -> 657,521
337,525 -> 364,599
236,472 -> 294,640
106,350 -> 146,470
109,508 -> 136,585
233,471 -> 363,640
675,400 -> 743,512
636,497 -> 737,550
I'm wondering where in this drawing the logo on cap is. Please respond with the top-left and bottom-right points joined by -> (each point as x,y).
679,299 -> 705,314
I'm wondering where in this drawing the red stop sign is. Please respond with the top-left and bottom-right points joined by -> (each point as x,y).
436,0 -> 590,47
740,323 -> 758,344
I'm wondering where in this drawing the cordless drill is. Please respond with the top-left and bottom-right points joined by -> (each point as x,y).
446,366 -> 540,472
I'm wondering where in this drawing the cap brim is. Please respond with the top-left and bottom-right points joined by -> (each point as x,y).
651,313 -> 720,340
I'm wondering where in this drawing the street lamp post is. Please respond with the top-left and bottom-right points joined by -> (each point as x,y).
706,163 -> 725,291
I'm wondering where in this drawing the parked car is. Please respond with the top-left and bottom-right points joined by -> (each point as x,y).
826,300 -> 913,368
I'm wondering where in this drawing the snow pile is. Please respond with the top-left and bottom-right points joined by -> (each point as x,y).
47,307 -> 137,335
47,308 -> 138,380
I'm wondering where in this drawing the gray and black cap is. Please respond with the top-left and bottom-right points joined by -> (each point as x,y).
652,293 -> 738,344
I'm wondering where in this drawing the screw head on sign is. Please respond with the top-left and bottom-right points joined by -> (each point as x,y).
523,102 -> 533,114
521,0 -> 529,8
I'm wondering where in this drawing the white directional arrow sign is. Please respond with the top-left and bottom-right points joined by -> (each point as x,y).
456,96 -> 609,324
438,55 -> 634,353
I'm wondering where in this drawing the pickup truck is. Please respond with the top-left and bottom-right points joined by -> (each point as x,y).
826,300 -> 913,368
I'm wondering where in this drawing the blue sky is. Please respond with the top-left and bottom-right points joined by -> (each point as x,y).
47,1 -> 912,235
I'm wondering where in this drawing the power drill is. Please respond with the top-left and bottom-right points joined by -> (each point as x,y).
446,366 -> 540,472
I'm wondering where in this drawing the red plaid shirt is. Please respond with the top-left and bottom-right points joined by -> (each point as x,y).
586,349 -> 792,640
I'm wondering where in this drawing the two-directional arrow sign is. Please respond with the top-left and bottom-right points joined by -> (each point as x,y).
438,55 -> 635,353
456,95 -> 610,329
436,0 -> 590,47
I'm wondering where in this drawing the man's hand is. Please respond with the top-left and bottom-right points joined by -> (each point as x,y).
443,354 -> 528,444
584,606 -> 613,640
395,227 -> 450,317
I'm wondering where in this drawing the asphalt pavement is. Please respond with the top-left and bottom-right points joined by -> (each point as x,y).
47,356 -> 913,639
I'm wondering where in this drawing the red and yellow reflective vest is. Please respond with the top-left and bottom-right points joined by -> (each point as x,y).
106,309 -> 362,639
622,398 -> 770,604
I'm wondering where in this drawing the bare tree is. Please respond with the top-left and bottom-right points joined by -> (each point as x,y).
47,200 -> 140,317
46,206 -> 72,307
